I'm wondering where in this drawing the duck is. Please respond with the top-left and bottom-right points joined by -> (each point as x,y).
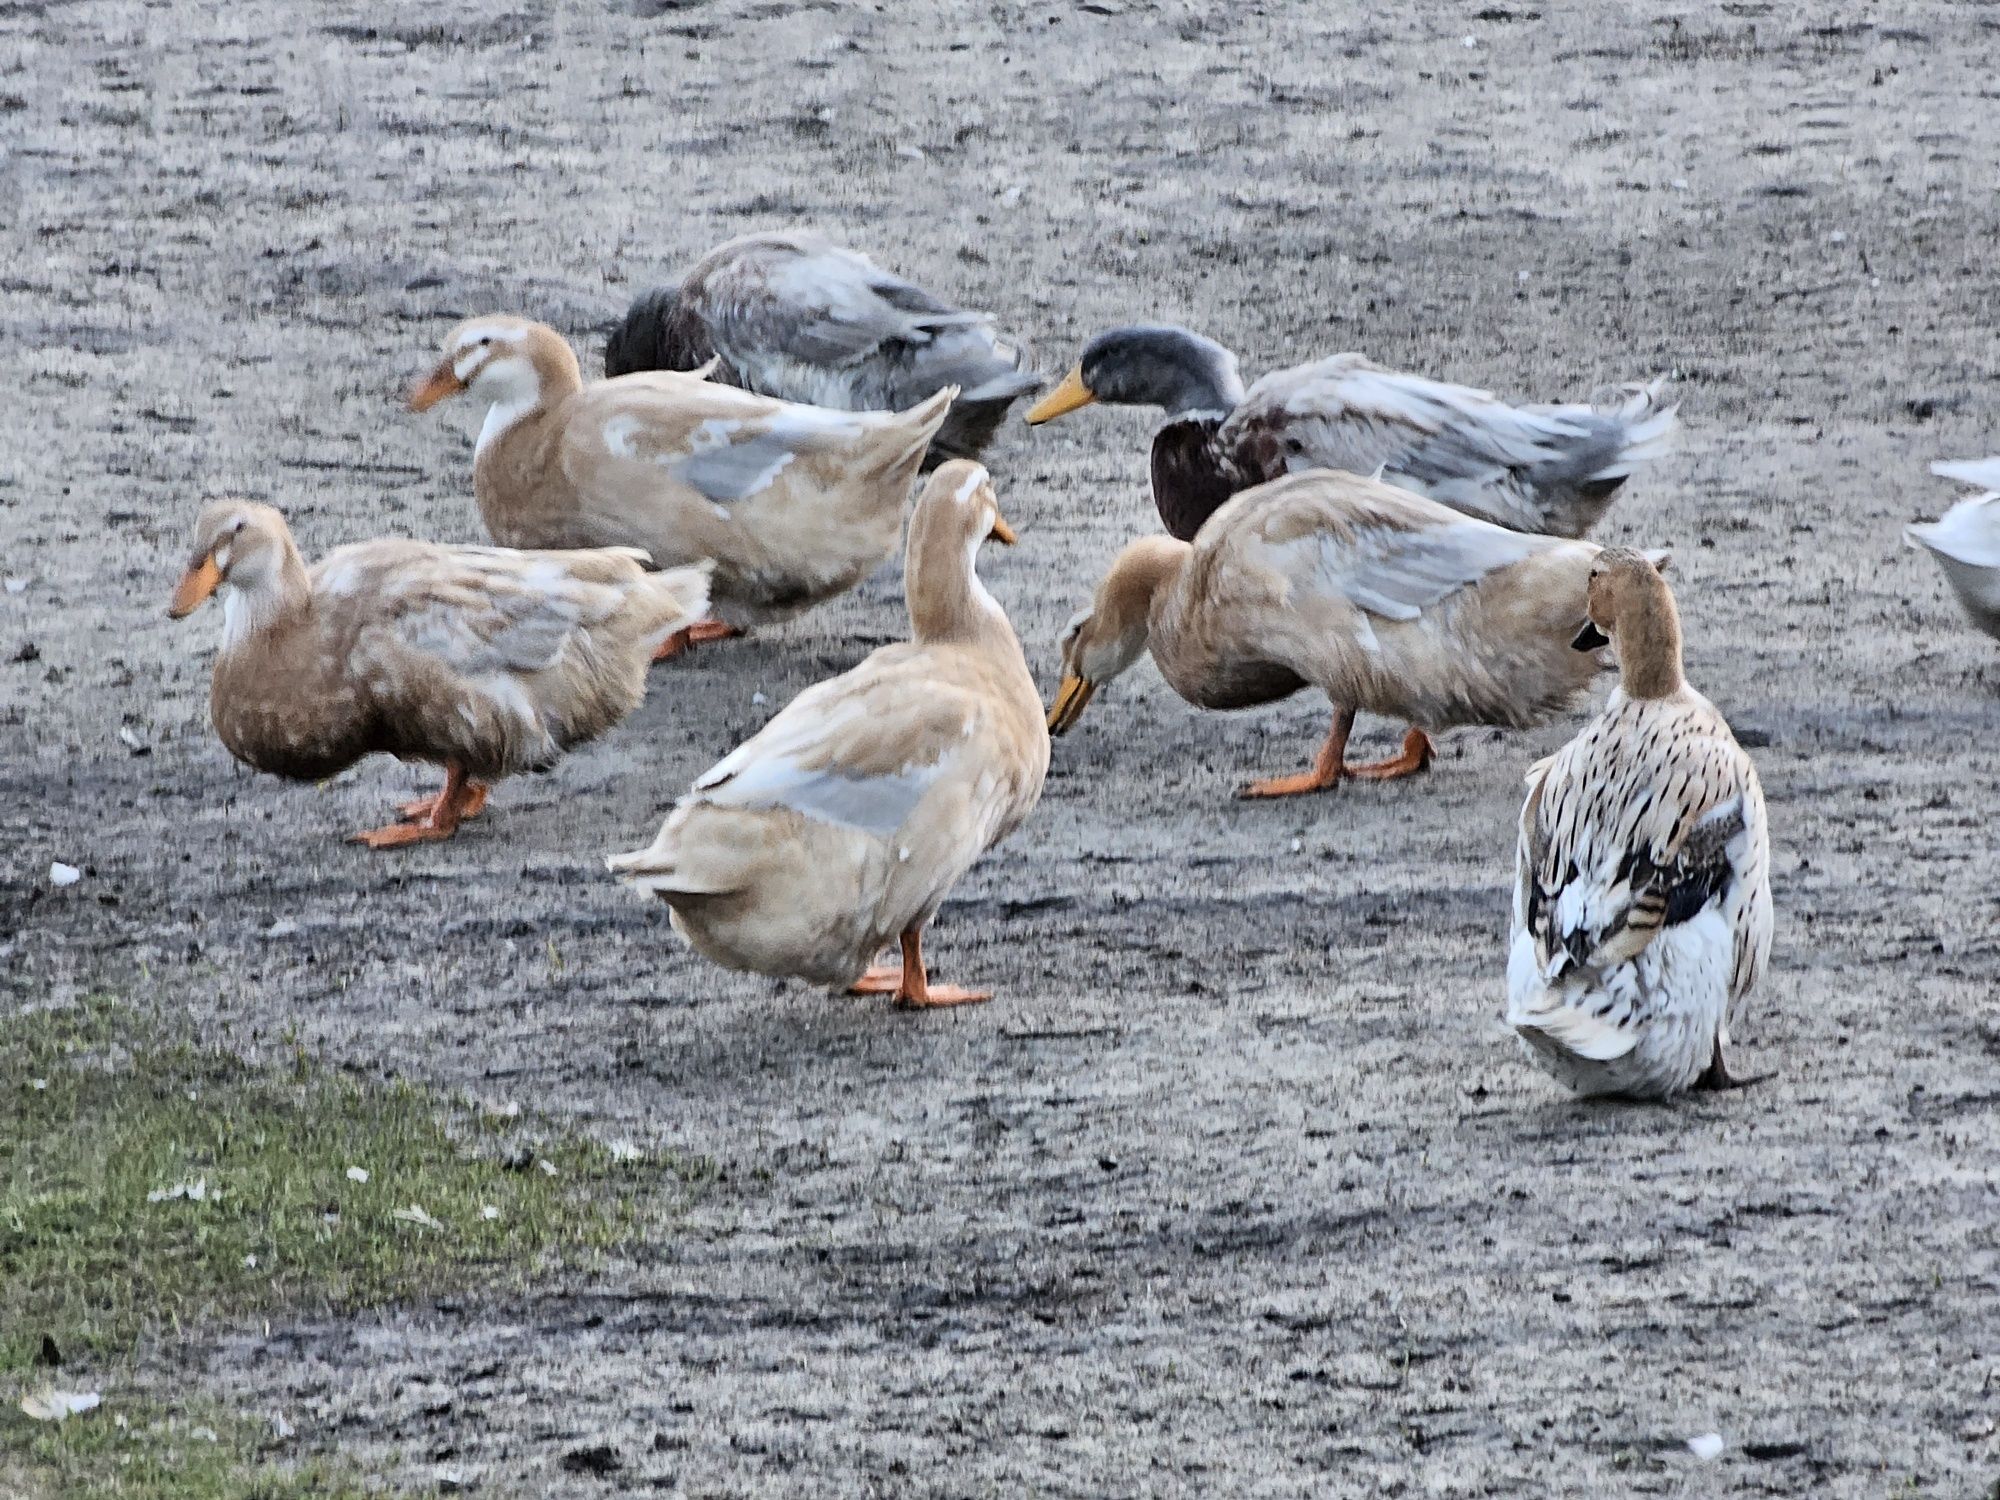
1025,324 -> 1677,541
603,230 -> 1041,468
1506,548 -> 1772,1098
607,461 -> 1048,1008
410,314 -> 955,648
1047,468 -> 1667,797
167,500 -> 709,848
1905,458 -> 2000,641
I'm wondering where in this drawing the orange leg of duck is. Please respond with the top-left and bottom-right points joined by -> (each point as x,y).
653,619 -> 744,662
1343,727 -> 1436,781
351,763 -> 486,849
851,930 -> 991,1008
396,782 -> 490,824
1240,708 -> 1357,799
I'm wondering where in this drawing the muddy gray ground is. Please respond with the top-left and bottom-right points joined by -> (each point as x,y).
5,1 -> 1999,1494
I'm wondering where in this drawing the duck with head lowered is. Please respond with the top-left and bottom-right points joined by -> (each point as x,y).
604,230 -> 1041,468
1026,324 -> 1676,541
410,314 -> 956,652
1048,468 -> 1669,798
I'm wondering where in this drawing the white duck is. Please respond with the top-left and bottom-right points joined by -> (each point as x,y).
1906,458 -> 2000,640
607,462 -> 1048,1008
1508,548 -> 1772,1098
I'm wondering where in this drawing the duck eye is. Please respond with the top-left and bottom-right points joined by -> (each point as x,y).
477,336 -> 491,347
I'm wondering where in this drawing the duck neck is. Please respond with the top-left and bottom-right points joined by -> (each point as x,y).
906,511 -> 1013,652
1151,417 -> 1242,542
1615,576 -> 1686,700
476,353 -> 578,460
220,546 -> 312,656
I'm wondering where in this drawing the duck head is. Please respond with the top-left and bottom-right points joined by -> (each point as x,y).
409,315 -> 582,453
1027,325 -> 1246,426
1047,535 -> 1189,734
168,501 -> 307,646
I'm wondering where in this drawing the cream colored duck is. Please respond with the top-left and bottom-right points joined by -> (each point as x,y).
167,500 -> 709,848
410,315 -> 954,650
1508,549 -> 1772,1098
607,462 -> 1048,1008
1048,469 -> 1662,797
1905,458 -> 2000,641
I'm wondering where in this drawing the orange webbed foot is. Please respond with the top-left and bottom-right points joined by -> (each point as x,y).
1239,769 -> 1340,799
892,984 -> 993,1010
1343,728 -> 1435,782
848,963 -> 904,996
653,619 -> 742,662
349,820 -> 461,850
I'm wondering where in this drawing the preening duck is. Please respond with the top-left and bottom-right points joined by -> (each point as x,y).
1905,458 -> 2000,641
167,501 -> 709,848
603,231 -> 1040,467
411,314 -> 953,646
1048,469 -> 1660,797
607,462 -> 1048,1008
1026,324 -> 1676,541
1507,549 -> 1772,1099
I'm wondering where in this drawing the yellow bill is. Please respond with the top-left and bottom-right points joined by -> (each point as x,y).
167,554 -> 223,618
989,514 -> 1018,546
407,359 -> 466,412
1025,366 -> 1095,425
1046,674 -> 1097,735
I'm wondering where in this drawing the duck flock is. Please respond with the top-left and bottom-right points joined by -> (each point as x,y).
166,229 -> 2000,1102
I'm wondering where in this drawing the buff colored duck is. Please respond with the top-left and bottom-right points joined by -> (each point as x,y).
1905,458 -> 2000,641
1026,325 -> 1676,541
1507,549 -> 1772,1098
608,462 -> 1047,1008
604,230 -> 1039,467
410,315 -> 954,649
168,501 -> 709,848
1048,469 -> 1666,797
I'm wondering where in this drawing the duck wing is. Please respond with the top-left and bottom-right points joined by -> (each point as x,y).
1223,356 -> 1675,537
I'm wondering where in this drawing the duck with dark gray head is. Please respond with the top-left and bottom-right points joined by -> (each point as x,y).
1027,324 -> 1677,542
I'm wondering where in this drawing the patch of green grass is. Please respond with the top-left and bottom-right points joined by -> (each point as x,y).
0,995 -> 713,1497
6,1400 -> 386,1500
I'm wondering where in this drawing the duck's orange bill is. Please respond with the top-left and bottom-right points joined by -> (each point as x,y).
407,360 -> 465,412
1025,367 -> 1095,425
168,555 -> 222,618
989,514 -> 1018,545
1046,674 -> 1096,735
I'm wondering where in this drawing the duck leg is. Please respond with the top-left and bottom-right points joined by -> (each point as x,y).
396,782 -> 490,824
1694,1036 -> 1773,1092
352,763 -> 485,849
848,957 -> 903,995
1240,708 -> 1356,799
653,619 -> 744,662
1343,727 -> 1436,781
874,929 -> 990,1009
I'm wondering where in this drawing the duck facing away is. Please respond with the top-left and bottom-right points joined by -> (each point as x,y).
167,501 -> 709,848
1026,325 -> 1677,542
1049,470 -> 1663,798
608,462 -> 1049,1008
1905,458 -> 2000,641
411,314 -> 954,646
603,231 -> 1040,468
1507,549 -> 1772,1099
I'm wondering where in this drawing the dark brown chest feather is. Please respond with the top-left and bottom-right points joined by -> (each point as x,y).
1150,418 -> 1248,542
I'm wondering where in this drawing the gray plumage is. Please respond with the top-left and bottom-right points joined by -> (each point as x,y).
604,231 -> 1039,468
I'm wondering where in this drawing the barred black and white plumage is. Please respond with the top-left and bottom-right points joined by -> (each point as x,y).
1506,549 -> 1772,1099
604,231 -> 1040,469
